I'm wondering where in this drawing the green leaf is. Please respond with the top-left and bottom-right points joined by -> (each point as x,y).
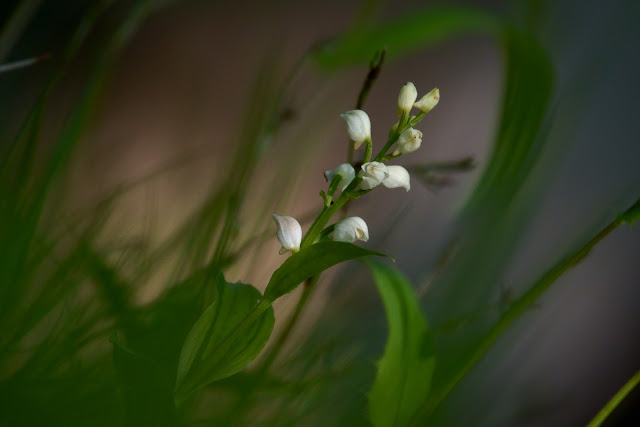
174,274 -> 274,402
264,241 -> 388,301
111,332 -> 177,427
313,5 -> 502,69
425,27 -> 554,350
366,260 -> 436,427
619,197 -> 640,225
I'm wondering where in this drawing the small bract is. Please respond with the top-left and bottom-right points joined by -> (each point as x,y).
325,163 -> 356,191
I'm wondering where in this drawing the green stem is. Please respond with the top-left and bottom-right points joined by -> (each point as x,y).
300,190 -> 353,249
411,205 -> 636,424
587,368 -> 640,427
363,138 -> 373,163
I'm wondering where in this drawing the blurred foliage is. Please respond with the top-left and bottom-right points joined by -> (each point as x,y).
0,0 -> 637,426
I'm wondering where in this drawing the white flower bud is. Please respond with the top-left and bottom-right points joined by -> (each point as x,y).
414,87 -> 440,113
382,165 -> 410,192
340,110 -> 371,149
393,128 -> 423,156
332,217 -> 369,243
358,161 -> 389,190
272,214 -> 302,254
397,82 -> 418,115
324,163 -> 356,191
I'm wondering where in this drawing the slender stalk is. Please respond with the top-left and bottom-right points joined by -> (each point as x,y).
410,200 -> 639,424
259,276 -> 318,372
587,368 -> 640,427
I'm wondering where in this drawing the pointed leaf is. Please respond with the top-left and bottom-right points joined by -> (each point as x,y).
174,274 -> 274,402
264,241 -> 388,301
366,260 -> 436,427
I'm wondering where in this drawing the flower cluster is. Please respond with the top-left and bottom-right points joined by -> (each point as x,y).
273,82 -> 439,254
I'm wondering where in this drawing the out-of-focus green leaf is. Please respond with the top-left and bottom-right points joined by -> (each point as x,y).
426,26 -> 554,342
264,241 -> 388,301
313,5 -> 502,69
111,332 -> 177,427
366,260 -> 435,427
174,274 -> 274,402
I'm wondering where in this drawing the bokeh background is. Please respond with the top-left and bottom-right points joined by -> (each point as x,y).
1,0 -> 639,425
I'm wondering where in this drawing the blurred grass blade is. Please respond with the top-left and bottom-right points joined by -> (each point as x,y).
111,333 -> 177,427
0,0 -> 44,63
0,54 -> 50,73
264,241 -> 389,301
313,5 -> 502,68
587,368 -> 640,427
366,260 -> 435,427
425,27 -> 553,345
175,274 -> 274,402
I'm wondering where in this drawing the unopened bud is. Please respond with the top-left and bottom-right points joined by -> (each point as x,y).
382,165 -> 411,191
272,214 -> 302,254
414,88 -> 440,113
397,82 -> 418,116
340,110 -> 371,150
332,217 -> 369,243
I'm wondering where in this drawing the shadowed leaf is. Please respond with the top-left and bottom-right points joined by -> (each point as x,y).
366,260 -> 435,427
175,274 -> 274,402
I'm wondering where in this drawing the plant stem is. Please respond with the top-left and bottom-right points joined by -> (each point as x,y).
411,201 -> 638,424
259,276 -> 317,372
587,368 -> 640,427
300,191 -> 352,249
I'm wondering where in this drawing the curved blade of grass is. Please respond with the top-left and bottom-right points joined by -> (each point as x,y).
366,260 -> 435,427
411,197 -> 640,424
425,26 -> 553,338
587,368 -> 640,427
313,5 -> 502,69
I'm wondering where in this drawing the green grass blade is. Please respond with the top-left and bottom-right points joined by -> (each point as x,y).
587,368 -> 640,427
313,5 -> 502,68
